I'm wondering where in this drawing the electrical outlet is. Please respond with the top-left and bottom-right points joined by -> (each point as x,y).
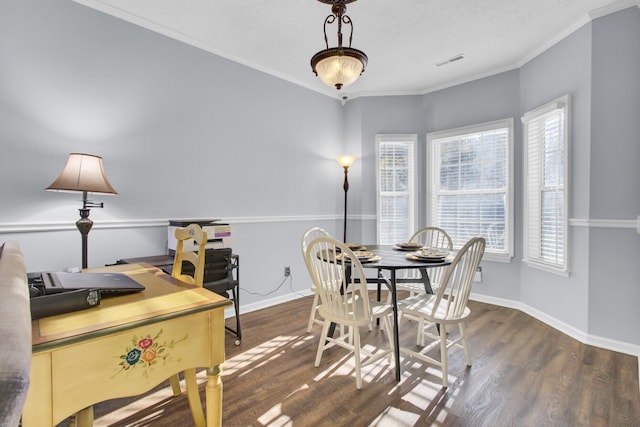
474,266 -> 482,283
284,266 -> 291,277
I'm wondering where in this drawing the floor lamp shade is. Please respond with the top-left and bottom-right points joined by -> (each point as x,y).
46,153 -> 117,269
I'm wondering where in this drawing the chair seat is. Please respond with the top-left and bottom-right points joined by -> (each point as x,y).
396,282 -> 426,292
398,293 -> 470,324
318,297 -> 392,328
204,278 -> 237,295
396,281 -> 441,294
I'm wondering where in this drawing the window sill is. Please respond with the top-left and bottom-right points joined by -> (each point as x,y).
480,252 -> 512,263
522,259 -> 570,277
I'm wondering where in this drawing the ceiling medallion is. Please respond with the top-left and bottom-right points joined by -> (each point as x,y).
310,0 -> 368,90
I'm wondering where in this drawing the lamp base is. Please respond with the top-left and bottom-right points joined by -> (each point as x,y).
76,208 -> 93,269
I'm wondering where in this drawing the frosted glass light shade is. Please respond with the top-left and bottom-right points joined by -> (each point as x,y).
311,47 -> 367,90
315,55 -> 363,89
46,153 -> 117,194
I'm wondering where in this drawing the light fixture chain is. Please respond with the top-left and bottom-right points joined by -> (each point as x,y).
336,9 -> 343,48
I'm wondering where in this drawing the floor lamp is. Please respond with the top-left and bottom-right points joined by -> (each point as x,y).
46,153 -> 118,269
336,155 -> 356,243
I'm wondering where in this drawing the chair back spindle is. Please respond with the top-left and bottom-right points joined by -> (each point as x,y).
431,237 -> 485,320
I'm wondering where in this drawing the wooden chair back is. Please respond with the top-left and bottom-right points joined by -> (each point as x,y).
172,224 -> 207,287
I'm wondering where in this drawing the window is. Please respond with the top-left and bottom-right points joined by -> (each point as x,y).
522,95 -> 570,275
427,119 -> 514,262
376,135 -> 417,244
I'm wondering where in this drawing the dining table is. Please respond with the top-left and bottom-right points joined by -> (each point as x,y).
354,244 -> 453,382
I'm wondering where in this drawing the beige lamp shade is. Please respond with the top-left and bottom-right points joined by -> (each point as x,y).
46,153 -> 117,194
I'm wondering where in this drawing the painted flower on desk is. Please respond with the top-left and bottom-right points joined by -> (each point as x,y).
125,348 -> 142,365
113,329 -> 187,377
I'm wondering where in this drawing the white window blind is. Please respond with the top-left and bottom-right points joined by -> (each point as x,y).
376,135 -> 417,244
522,95 -> 569,274
428,119 -> 514,261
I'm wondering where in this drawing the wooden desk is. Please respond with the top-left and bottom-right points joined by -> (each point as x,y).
22,263 -> 231,427
117,253 -> 242,345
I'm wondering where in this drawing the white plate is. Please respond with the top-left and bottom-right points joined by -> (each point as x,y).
338,251 -> 373,259
338,254 -> 381,263
415,248 -> 449,258
393,243 -> 423,251
395,242 -> 423,249
346,243 -> 366,251
406,253 -> 447,263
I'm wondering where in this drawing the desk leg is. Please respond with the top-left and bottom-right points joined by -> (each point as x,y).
389,270 -> 401,382
185,368 -> 206,427
70,406 -> 93,427
169,374 -> 182,396
205,365 -> 223,427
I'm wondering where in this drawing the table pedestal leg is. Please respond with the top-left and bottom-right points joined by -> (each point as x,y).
389,270 -> 401,381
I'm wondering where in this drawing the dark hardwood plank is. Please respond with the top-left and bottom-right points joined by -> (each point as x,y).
86,295 -> 640,427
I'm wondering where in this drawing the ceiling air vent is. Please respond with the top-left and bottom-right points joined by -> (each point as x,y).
435,54 -> 465,67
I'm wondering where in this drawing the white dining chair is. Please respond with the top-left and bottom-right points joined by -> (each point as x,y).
305,236 -> 395,389
301,227 -> 332,333
398,237 -> 485,388
395,226 -> 453,298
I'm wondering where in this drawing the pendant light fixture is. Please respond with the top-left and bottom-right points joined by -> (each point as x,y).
311,0 -> 367,90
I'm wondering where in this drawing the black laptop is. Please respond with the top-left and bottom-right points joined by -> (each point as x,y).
40,271 -> 145,295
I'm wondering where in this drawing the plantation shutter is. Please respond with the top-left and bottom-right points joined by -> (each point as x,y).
376,136 -> 416,244
522,96 -> 569,273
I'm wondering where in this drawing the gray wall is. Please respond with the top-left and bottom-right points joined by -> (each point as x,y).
1,1 -> 638,350
0,0 -> 345,307
588,7 -> 640,344
518,20 -> 593,333
346,7 -> 640,349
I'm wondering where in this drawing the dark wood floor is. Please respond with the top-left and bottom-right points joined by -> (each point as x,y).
90,294 -> 640,427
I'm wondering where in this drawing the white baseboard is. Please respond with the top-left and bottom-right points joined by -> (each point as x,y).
470,292 -> 640,358
227,289 -> 313,319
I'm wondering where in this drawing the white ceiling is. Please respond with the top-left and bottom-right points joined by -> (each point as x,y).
74,0 -> 636,100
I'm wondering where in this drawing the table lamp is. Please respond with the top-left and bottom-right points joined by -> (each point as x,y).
46,153 -> 118,269
336,155 -> 356,243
